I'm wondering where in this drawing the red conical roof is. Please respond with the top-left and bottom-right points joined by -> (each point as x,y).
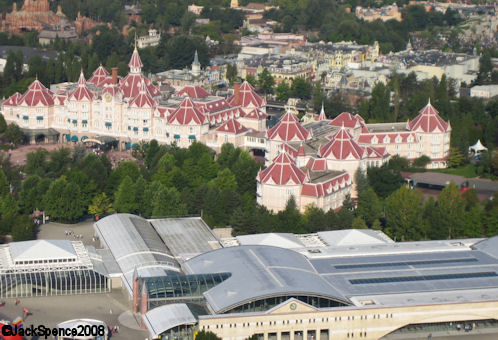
409,99 -> 450,133
266,111 -> 312,141
328,112 -> 361,128
258,152 -> 308,185
128,47 -> 143,70
243,108 -> 267,120
4,92 -> 21,106
319,127 -> 365,160
129,78 -> 156,108
18,79 -> 54,106
227,81 -> 265,108
175,85 -> 210,98
168,97 -> 206,125
69,71 -> 94,101
216,118 -> 248,134
88,65 -> 109,86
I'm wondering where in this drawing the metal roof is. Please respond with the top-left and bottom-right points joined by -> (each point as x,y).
184,238 -> 498,312
143,304 -> 196,338
317,229 -> 393,247
236,233 -> 305,249
184,245 -> 349,313
9,240 -> 76,261
150,217 -> 221,258
94,214 -> 180,294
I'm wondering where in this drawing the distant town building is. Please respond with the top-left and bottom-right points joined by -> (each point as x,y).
137,29 -> 161,49
355,3 -> 402,22
470,84 -> 498,99
188,4 -> 204,15
39,27 -> 78,46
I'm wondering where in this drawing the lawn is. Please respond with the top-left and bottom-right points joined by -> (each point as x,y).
430,164 -> 478,178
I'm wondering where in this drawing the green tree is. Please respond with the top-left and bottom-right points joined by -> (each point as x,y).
258,68 -> 275,94
113,176 -> 139,213
0,114 -> 6,134
484,193 -> 498,236
447,147 -> 465,168
3,123 -> 24,144
152,186 -> 187,217
43,178 -> 86,222
354,168 -> 369,197
351,216 -> 368,229
303,205 -> 328,233
226,63 -> 238,85
356,187 -> 382,227
245,74 -> 257,87
367,165 -> 404,199
412,155 -> 431,168
276,80 -> 291,101
0,193 -> 18,235
290,77 -> 312,99
275,196 -> 305,233
436,182 -> 466,238
11,215 -> 35,241
89,192 -> 114,218
210,168 -> 237,192
0,169 -> 8,197
385,186 -> 425,241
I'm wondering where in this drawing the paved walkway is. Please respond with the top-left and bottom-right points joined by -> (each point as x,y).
37,218 -> 99,247
0,292 -> 147,340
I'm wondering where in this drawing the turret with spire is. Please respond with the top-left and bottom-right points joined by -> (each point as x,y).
192,50 -> 201,77
128,35 -> 143,74
318,102 -> 327,121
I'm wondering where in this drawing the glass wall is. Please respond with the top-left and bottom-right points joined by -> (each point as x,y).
225,295 -> 349,314
0,269 -> 110,298
146,273 -> 231,309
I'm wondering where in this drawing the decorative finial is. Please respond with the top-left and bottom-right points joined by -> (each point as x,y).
428,97 -> 431,106
134,32 -> 137,51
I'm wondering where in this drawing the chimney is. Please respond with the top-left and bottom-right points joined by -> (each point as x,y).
112,67 -> 118,85
234,81 -> 240,106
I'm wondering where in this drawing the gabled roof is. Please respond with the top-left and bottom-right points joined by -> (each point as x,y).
3,92 -> 21,106
128,47 -> 143,69
329,112 -> 361,128
129,78 -> 156,108
18,79 -> 54,106
9,240 -> 77,262
227,81 -> 265,108
88,65 -> 110,86
365,146 -> 389,159
174,85 -> 210,98
319,127 -> 365,160
409,99 -> 450,133
69,71 -> 95,101
266,111 -> 312,142
243,108 -> 267,120
258,152 -> 308,185
301,173 -> 351,197
216,118 -> 248,134
167,97 -> 206,125
102,85 -> 121,97
306,157 -> 328,171
119,73 -> 159,99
